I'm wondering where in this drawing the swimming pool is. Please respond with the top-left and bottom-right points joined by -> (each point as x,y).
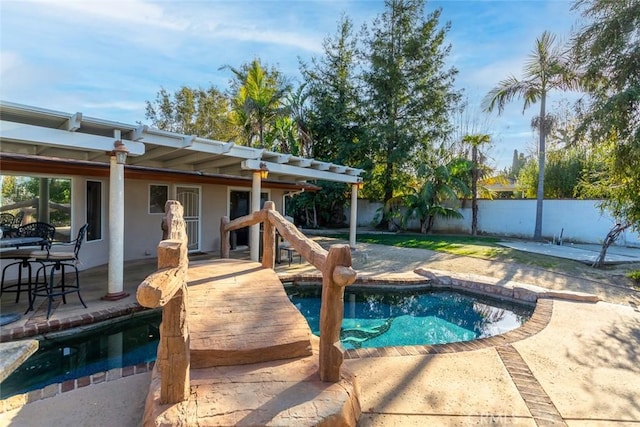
1,286 -> 533,399
0,311 -> 161,399
286,286 -> 534,349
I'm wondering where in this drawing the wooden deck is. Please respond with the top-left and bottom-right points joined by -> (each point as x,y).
186,259 -> 313,368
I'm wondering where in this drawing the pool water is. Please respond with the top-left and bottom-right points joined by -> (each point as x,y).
0,311 -> 161,399
286,287 -> 533,349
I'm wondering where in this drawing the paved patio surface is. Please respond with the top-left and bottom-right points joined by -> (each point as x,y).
1,236 -> 639,426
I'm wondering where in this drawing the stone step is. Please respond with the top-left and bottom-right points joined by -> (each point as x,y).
143,338 -> 360,426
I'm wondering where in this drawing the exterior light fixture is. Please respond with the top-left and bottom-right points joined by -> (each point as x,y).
259,162 -> 269,179
112,140 -> 129,165
357,179 -> 364,190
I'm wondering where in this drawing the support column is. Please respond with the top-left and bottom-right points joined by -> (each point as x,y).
349,183 -> 358,249
103,153 -> 129,300
250,171 -> 261,262
38,178 -> 49,223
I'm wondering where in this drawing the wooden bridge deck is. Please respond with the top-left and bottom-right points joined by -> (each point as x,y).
186,259 -> 313,368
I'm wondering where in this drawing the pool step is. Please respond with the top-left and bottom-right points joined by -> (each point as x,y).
186,259 -> 313,368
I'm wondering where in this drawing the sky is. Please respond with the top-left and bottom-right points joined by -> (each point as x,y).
0,0 -> 583,170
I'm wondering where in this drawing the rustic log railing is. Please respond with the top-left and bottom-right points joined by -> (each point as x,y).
221,201 -> 357,382
136,200 -> 190,404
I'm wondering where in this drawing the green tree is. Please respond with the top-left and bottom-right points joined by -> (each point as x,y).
145,86 -> 235,140
397,159 -> 469,234
462,134 -> 491,235
224,59 -> 290,148
363,0 -> 459,222
482,31 -> 578,240
283,84 -> 312,157
301,15 -> 368,167
570,0 -> 640,266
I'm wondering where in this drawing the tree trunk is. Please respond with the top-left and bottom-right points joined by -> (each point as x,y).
471,145 -> 478,235
534,95 -> 546,240
592,223 -> 629,268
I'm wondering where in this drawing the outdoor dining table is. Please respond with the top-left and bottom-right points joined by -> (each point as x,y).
0,236 -> 46,249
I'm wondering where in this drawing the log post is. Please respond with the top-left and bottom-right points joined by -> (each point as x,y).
157,201 -> 190,404
220,216 -> 230,258
319,244 -> 357,382
262,202 -> 276,269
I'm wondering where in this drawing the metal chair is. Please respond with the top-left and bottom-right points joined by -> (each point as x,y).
12,211 -> 24,228
28,224 -> 88,318
0,213 -> 14,227
0,222 -> 56,303
0,213 -> 15,238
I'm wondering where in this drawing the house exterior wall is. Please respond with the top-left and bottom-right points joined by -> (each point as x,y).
1,173 -> 289,281
352,199 -> 640,246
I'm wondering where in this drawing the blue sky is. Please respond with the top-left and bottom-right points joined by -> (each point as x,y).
0,0 -> 580,169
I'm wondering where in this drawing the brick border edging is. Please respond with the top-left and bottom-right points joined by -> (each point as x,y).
0,361 -> 155,413
0,303 -> 147,342
496,344 -> 567,426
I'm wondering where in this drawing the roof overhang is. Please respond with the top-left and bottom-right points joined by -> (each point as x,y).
0,153 -> 321,192
0,101 -> 363,185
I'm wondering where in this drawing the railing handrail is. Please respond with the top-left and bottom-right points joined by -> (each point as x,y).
221,201 -> 327,271
220,201 -> 357,382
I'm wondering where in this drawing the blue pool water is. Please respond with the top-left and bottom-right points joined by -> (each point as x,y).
286,286 -> 533,349
0,311 -> 161,399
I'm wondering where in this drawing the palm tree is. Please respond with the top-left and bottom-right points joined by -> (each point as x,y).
225,59 -> 290,148
398,160 -> 470,234
462,134 -> 491,235
482,31 -> 577,240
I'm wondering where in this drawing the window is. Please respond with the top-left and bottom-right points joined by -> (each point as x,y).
86,180 -> 102,241
149,184 -> 168,214
1,175 -> 72,241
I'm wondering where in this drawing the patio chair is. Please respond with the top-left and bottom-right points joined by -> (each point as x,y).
28,224 -> 88,318
12,211 -> 24,228
0,222 -> 56,304
0,213 -> 14,228
0,213 -> 15,238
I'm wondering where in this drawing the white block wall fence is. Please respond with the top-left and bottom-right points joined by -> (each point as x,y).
349,199 -> 640,247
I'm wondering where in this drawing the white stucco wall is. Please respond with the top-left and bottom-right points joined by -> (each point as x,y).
352,199 -> 640,246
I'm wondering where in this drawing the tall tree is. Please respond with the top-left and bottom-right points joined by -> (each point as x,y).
145,86 -> 235,141
301,15 -> 367,166
482,31 -> 578,240
571,0 -> 640,266
363,0 -> 459,223
224,59 -> 290,148
462,134 -> 491,235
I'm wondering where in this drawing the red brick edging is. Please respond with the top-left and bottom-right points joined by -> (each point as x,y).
0,303 -> 146,342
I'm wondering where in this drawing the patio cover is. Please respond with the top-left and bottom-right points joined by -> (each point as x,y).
0,101 -> 363,185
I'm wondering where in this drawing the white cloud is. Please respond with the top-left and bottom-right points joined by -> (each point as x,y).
31,0 -> 188,31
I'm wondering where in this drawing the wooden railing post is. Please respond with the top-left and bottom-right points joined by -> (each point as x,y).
262,202 -> 276,269
136,200 -> 190,405
220,216 -> 230,258
319,244 -> 357,382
